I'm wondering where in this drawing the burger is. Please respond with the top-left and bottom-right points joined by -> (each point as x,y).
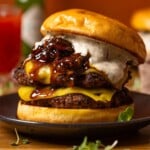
13,9 -> 146,123
131,8 -> 150,94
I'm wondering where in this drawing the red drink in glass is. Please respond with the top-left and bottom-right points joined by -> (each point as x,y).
0,5 -> 21,73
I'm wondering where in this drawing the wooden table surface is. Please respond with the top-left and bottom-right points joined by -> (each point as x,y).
0,121 -> 149,150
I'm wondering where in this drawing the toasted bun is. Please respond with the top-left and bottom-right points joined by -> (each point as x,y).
41,9 -> 146,63
17,101 -> 134,123
131,8 -> 150,31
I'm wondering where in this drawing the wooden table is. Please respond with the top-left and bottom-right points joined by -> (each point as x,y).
0,121 -> 149,149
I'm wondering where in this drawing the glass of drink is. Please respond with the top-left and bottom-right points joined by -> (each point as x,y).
0,4 -> 22,95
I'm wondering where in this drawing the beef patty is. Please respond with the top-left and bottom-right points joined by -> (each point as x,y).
13,37 -> 130,88
13,63 -> 112,89
22,88 -> 133,109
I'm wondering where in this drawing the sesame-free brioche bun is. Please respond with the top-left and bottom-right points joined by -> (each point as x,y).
131,8 -> 150,31
17,101 -> 134,123
41,9 -> 146,63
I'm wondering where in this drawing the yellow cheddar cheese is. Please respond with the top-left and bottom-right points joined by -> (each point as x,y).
25,60 -> 51,84
18,86 -> 35,101
18,86 -> 115,102
25,61 -> 34,76
38,66 -> 51,84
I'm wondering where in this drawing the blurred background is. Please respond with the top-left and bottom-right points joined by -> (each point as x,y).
2,0 -> 150,26
1,0 -> 150,95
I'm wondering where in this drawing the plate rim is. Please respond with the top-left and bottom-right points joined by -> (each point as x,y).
0,113 -> 150,128
0,92 -> 150,130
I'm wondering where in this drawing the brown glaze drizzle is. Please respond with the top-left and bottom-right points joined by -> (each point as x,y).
24,37 -> 90,99
26,37 -> 91,87
31,86 -> 55,99
31,37 -> 75,63
21,36 -> 112,99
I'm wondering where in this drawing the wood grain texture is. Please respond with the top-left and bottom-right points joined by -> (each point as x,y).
0,121 -> 149,149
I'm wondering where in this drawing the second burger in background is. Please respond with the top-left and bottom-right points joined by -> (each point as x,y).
131,8 -> 150,94
13,9 -> 146,123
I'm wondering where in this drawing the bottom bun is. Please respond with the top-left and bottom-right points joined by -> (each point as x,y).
17,101 -> 134,123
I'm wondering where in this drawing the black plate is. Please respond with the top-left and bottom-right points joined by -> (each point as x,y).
0,92 -> 150,138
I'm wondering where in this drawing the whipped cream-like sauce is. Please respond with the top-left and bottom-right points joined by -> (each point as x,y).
33,34 -> 138,85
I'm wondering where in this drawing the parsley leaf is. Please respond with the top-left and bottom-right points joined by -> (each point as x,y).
118,106 -> 134,122
11,128 -> 30,146
73,136 -> 117,150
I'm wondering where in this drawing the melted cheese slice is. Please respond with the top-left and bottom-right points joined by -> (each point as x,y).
25,60 -> 101,85
25,60 -> 51,84
18,86 -> 115,102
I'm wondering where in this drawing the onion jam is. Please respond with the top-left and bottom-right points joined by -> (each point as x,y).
14,36 -> 112,89
31,37 -> 75,63
27,37 -> 91,87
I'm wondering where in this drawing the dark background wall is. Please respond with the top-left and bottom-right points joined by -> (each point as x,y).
44,0 -> 150,27
2,0 -> 150,27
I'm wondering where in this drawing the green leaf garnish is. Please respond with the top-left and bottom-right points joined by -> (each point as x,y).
73,136 -> 101,150
104,140 -> 118,150
73,136 -> 117,150
11,128 -> 20,146
11,128 -> 30,146
118,106 -> 134,122
22,138 -> 30,144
